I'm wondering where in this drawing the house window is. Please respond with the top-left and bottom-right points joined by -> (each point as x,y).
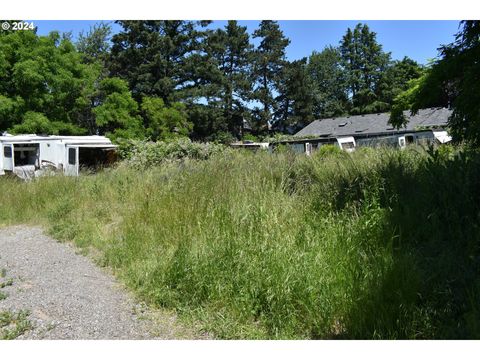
68,148 -> 76,165
3,146 -> 12,158
342,142 -> 355,150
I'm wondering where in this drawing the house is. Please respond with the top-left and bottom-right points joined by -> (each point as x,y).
0,134 -> 117,179
271,107 -> 452,154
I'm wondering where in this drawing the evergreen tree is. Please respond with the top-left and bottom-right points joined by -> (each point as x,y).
252,20 -> 290,130
109,21 -> 206,103
340,23 -> 391,114
221,21 -> 254,135
275,58 -> 315,130
308,46 -> 349,119
199,21 -> 253,137
377,56 -> 423,107
77,22 -> 112,65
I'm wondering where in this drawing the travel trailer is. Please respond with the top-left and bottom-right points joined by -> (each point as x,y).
0,134 -> 117,180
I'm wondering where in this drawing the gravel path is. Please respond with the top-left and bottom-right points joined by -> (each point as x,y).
0,226 -> 196,339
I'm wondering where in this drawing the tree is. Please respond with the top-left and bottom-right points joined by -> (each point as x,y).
77,22 -> 112,65
10,111 -> 85,135
93,77 -> 144,141
393,21 -> 480,145
340,23 -> 391,114
0,30 -> 98,134
307,46 -> 349,119
196,21 -> 254,138
109,21 -> 207,103
219,21 -> 254,135
252,20 -> 290,129
376,56 -> 423,107
141,97 -> 192,140
274,58 -> 315,130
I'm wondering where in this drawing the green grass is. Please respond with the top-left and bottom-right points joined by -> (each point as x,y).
0,145 -> 479,339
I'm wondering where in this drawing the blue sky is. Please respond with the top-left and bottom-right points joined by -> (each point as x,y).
31,20 -> 461,65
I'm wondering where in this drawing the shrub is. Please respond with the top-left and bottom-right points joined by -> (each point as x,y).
121,137 -> 229,169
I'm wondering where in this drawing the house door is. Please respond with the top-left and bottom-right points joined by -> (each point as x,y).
65,146 -> 78,176
2,143 -> 14,171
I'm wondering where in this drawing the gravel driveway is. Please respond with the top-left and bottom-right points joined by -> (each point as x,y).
0,226 -> 196,339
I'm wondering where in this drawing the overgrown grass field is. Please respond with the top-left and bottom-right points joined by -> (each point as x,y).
1,145 -> 480,339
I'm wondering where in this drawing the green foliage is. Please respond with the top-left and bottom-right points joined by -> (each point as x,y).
406,21 -> 480,145
252,21 -> 291,128
340,24 -> 392,114
241,133 -> 259,142
199,21 -> 253,137
141,97 -> 192,140
0,310 -> 31,340
122,137 -> 228,169
389,74 -> 428,128
93,77 -> 144,141
0,21 -> 435,140
377,56 -> 424,106
110,21 -> 204,102
308,46 -> 349,119
0,30 -> 96,133
275,58 -> 315,128
10,111 -> 86,135
313,144 -> 343,158
76,22 -> 112,65
208,130 -> 237,144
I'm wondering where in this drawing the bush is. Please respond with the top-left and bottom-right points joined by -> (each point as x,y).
121,137 -> 229,169
313,144 -> 343,158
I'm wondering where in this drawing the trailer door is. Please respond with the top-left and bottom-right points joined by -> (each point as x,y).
2,143 -> 14,171
65,146 -> 78,176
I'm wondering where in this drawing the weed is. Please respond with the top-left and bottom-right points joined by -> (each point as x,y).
0,310 -> 32,340
0,279 -> 13,288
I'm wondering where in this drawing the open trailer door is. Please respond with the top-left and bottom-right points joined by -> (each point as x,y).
2,143 -> 14,171
65,146 -> 78,176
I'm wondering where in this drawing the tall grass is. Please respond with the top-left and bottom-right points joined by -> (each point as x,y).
1,145 -> 479,339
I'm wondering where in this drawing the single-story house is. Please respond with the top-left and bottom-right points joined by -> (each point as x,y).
271,107 -> 452,153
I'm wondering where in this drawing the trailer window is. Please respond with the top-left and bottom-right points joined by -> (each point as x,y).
68,148 -> 76,165
4,146 -> 12,158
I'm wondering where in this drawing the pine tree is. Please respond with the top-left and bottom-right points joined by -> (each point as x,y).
275,58 -> 315,130
109,21 -> 206,103
222,21 -> 254,136
340,23 -> 391,114
252,20 -> 290,130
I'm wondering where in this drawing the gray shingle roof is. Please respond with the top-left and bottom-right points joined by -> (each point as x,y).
295,107 -> 452,138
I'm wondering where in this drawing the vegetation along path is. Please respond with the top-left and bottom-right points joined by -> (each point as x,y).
0,226 -> 196,339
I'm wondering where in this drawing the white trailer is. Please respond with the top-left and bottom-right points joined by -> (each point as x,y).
0,134 -> 117,179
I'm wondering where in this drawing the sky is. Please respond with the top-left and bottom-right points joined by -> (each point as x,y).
30,20 -> 461,65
